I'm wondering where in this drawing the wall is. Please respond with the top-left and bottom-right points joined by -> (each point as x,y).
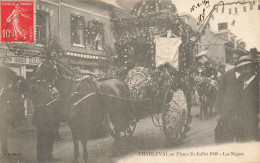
199,29 -> 227,65
60,0 -> 113,56
179,14 -> 228,65
210,2 -> 260,50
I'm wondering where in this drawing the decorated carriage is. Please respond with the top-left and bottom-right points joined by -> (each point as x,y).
104,0 -> 198,144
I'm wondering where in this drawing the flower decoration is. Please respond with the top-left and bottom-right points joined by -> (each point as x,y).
85,19 -> 105,50
110,0 -> 200,95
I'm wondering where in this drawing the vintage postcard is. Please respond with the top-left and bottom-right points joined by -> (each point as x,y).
0,0 -> 259,163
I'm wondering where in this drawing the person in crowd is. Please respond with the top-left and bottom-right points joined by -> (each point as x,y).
215,55 -> 259,143
232,48 -> 248,65
201,62 -> 218,80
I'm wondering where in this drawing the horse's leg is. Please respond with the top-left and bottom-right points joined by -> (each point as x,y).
199,97 -> 203,120
203,101 -> 208,120
208,101 -> 212,117
70,125 -> 80,163
205,104 -> 209,120
73,134 -> 79,163
0,123 -> 9,154
80,134 -> 88,163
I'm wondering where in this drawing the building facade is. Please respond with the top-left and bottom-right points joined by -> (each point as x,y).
179,13 -> 247,69
0,0 -> 128,130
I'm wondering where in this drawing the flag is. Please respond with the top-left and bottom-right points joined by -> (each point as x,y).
155,37 -> 182,70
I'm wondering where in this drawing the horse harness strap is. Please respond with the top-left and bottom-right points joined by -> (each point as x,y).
73,92 -> 97,106
99,92 -> 139,101
73,92 -> 139,106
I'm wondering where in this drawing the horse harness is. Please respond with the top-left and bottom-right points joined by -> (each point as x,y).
45,60 -> 138,107
71,77 -> 139,106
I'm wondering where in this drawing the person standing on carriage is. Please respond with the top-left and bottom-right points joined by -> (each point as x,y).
215,55 -> 259,143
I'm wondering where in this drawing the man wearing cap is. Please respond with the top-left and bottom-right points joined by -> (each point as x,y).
215,55 -> 259,143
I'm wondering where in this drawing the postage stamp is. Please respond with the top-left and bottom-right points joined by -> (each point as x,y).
1,1 -> 34,43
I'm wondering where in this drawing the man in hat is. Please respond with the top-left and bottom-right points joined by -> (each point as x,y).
232,49 -> 247,65
29,80 -> 61,163
215,55 -> 259,143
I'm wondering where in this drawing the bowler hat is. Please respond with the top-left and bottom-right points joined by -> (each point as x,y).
235,55 -> 253,68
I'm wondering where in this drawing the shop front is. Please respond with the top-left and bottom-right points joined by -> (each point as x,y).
0,50 -> 41,131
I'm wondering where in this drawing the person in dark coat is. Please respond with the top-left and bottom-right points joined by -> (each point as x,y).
33,105 -> 56,162
29,81 -> 60,163
215,55 -> 259,143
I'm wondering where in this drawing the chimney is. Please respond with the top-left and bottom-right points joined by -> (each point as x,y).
218,22 -> 228,31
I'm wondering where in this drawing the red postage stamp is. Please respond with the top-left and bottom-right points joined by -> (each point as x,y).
1,1 -> 34,43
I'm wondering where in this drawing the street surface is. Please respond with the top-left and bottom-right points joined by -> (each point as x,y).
1,106 -> 218,163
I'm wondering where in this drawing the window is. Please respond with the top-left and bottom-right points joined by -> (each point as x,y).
71,14 -> 85,47
225,47 -> 233,63
243,6 -> 246,12
215,7 -> 218,12
36,10 -> 50,45
250,3 -> 253,10
235,7 -> 238,14
229,8 -> 231,14
218,22 -> 228,31
86,20 -> 105,51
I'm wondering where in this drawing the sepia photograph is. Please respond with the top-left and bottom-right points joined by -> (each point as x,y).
0,0 -> 259,162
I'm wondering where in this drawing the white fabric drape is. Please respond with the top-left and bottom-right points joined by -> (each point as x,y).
155,37 -> 182,70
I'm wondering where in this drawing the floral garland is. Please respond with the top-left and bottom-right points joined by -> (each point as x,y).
164,89 -> 187,143
124,67 -> 151,100
111,0 -> 197,80
85,19 -> 105,50
130,0 -> 177,17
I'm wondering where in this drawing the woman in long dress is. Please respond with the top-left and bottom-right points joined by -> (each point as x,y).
6,4 -> 29,40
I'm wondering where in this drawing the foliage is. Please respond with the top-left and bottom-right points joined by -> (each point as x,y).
85,19 -> 106,50
109,0 -> 202,103
41,36 -> 64,58
111,0 -> 197,76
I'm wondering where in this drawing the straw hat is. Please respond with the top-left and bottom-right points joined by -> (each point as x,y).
235,55 -> 254,68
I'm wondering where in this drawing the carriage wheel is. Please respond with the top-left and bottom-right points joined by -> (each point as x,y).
162,87 -> 189,145
105,108 -> 137,139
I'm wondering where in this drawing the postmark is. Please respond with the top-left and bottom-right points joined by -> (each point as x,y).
1,0 -> 34,43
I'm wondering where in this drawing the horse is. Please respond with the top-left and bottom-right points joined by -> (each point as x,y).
31,58 -> 131,163
197,78 -> 218,120
0,74 -> 28,155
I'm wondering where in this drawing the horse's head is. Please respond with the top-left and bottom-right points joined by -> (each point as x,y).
27,79 -> 53,108
29,59 -> 59,108
31,59 -> 59,85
